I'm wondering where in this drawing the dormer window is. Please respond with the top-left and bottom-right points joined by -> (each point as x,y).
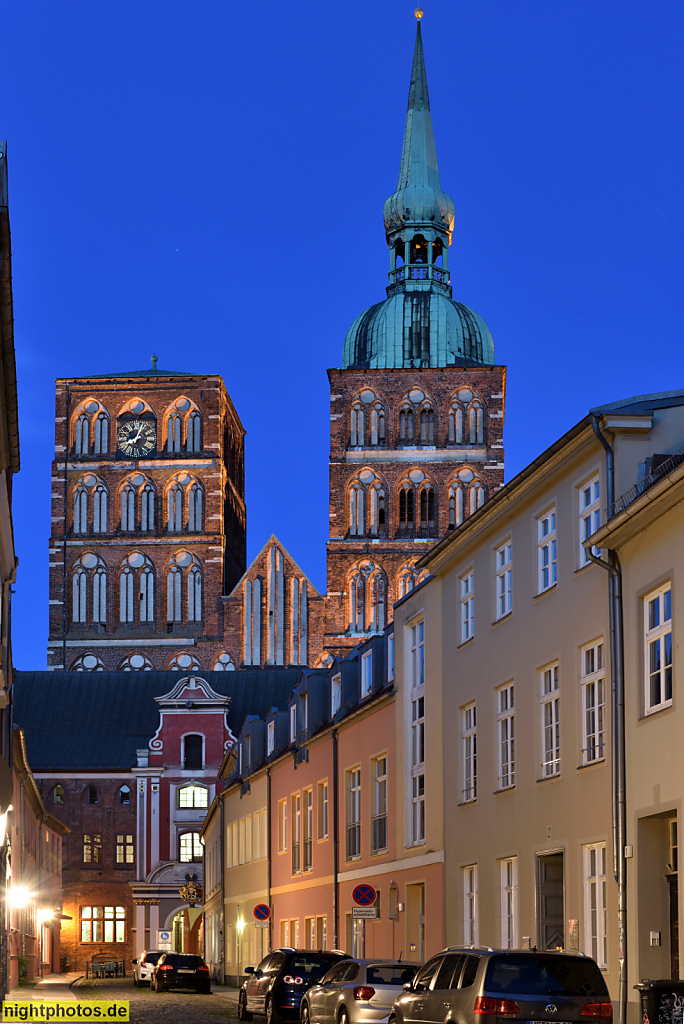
331,674 -> 342,716
183,734 -> 203,770
361,651 -> 373,698
290,705 -> 297,745
267,721 -> 275,755
300,694 -> 308,739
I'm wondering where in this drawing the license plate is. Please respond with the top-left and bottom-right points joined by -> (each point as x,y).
178,969 -> 194,974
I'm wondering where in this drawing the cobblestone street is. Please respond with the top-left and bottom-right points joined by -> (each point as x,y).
73,976 -> 240,1024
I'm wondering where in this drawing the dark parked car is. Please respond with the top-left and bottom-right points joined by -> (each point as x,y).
239,948 -> 351,1024
390,948 -> 612,1024
151,952 -> 211,994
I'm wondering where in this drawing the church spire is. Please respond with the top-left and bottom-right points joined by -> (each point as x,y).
396,19 -> 442,196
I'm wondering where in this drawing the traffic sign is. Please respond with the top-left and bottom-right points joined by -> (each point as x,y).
352,907 -> 378,919
352,884 -> 377,907
254,903 -> 271,921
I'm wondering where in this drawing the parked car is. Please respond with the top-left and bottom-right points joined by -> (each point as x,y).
132,950 -> 166,987
302,959 -> 421,1024
390,948 -> 612,1024
239,948 -> 351,1024
151,952 -> 211,994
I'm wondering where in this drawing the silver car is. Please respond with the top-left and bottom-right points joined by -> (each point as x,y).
302,959 -> 420,1024
132,950 -> 165,986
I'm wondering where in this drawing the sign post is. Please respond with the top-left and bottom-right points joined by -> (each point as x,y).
352,884 -> 377,958
254,904 -> 271,959
157,929 -> 172,950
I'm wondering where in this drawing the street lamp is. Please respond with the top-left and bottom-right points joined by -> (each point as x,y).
237,913 -> 245,982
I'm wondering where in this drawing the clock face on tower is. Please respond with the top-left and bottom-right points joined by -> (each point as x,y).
117,419 -> 157,458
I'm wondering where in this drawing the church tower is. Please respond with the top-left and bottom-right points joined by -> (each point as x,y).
324,15 -> 506,655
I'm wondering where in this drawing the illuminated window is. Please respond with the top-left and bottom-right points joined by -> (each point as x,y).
179,832 -> 203,863
83,834 -> 102,863
115,834 -> 134,865
80,906 -> 125,943
178,785 -> 209,809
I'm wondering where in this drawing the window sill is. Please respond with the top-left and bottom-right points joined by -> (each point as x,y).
458,798 -> 477,806
536,772 -> 561,782
493,785 -> 515,795
643,702 -> 674,719
346,856 -> 362,864
457,636 -> 475,649
405,840 -> 426,851
576,758 -> 606,770
534,584 -> 558,600
492,611 -> 513,627
370,848 -> 389,857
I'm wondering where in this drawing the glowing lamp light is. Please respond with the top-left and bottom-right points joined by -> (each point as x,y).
10,886 -> 31,910
38,909 -> 53,924
237,916 -> 246,935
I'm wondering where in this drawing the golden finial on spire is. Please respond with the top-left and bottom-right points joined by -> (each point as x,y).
414,5 -> 423,18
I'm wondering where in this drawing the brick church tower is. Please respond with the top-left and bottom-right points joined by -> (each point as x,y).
47,366 -> 246,671
324,17 -> 506,656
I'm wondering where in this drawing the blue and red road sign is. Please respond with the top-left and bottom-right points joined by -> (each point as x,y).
254,903 -> 271,920
352,884 -> 377,907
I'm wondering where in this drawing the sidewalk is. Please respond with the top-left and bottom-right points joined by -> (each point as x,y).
8,973 -> 83,1001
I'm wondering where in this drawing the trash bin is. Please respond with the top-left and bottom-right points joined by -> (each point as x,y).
634,979 -> 684,1024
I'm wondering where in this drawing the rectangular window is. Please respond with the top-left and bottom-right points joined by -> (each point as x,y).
231,821 -> 238,867
497,683 -> 515,789
83,834 -> 102,864
410,619 -> 424,689
303,789 -> 313,871
388,633 -> 394,681
495,541 -> 513,619
541,663 -> 561,776
537,508 -> 557,592
500,858 -> 518,948
278,798 -> 287,853
581,641 -> 605,763
115,834 -> 134,865
408,616 -> 426,846
316,915 -> 327,950
318,781 -> 329,840
361,651 -> 373,697
645,583 -> 672,713
461,570 -> 474,643
346,768 -> 361,860
411,774 -> 425,844
463,865 -> 478,944
292,793 -> 301,873
462,703 -> 477,801
267,720 -> 275,756
579,475 -> 601,567
305,916 -> 315,950
583,843 -> 607,968
290,704 -> 298,744
300,694 -> 308,739
372,755 -> 388,854
80,906 -> 125,944
331,674 -> 342,716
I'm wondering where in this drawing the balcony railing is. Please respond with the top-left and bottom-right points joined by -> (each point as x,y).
346,822 -> 361,860
371,814 -> 388,854
389,264 -> 450,285
607,445 -> 684,519
292,841 -> 300,874
303,837 -> 313,871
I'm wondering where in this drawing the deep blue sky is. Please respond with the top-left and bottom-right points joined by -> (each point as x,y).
3,1 -> 683,669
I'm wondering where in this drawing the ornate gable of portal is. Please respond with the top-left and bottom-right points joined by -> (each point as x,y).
148,676 -> 235,756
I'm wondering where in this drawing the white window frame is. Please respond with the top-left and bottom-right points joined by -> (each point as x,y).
463,864 -> 478,944
462,703 -> 477,802
537,507 -> 557,593
500,857 -> 518,948
289,704 -> 298,744
497,682 -> 515,789
408,617 -> 426,846
579,474 -> 601,567
318,781 -> 328,840
361,651 -> 373,697
541,663 -> 560,776
645,582 -> 672,713
581,640 -> 605,763
267,720 -> 275,756
495,540 -> 512,619
387,633 -> 394,681
460,570 -> 474,643
331,674 -> 342,716
583,843 -> 607,968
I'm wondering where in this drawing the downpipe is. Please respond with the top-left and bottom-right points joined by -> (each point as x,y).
589,415 -> 627,1024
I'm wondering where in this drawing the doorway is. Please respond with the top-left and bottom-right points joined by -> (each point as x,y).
537,852 -> 564,950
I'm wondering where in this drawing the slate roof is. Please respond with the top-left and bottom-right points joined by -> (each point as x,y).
13,670 -> 302,772
64,369 -> 208,380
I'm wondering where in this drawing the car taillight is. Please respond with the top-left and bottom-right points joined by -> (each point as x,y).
581,1004 -> 613,1018
474,997 -> 520,1015
198,965 -> 209,973
159,965 -> 174,971
283,975 -> 304,985
354,987 -> 376,1001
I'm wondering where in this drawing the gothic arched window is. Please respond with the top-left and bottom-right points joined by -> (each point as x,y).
120,567 -> 134,623
120,485 -> 135,532
74,485 -> 88,534
468,400 -> 484,444
350,402 -> 365,447
187,411 -> 201,452
140,565 -> 154,622
187,483 -> 203,532
370,402 -> 385,445
369,483 -> 386,537
212,651 -> 236,671
188,566 -> 202,622
167,652 -> 201,671
73,567 -> 87,623
448,402 -> 464,444
167,566 -> 182,622
92,565 -> 107,623
93,485 -> 108,534
168,484 -> 183,532
348,560 -> 386,635
141,484 -> 155,532
93,413 -> 109,454
167,411 -> 182,453
70,653 -> 105,671
447,469 -> 485,530
75,414 -> 89,455
349,481 -> 364,536
419,407 -> 436,443
118,653 -> 153,671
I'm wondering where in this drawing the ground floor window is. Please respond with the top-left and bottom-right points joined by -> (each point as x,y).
583,843 -> 607,967
80,906 -> 126,943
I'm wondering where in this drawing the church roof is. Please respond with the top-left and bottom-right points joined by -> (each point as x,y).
72,369 -> 208,380
13,669 -> 302,772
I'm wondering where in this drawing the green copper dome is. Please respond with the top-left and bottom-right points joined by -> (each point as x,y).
341,20 -> 495,371
343,290 -> 494,369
